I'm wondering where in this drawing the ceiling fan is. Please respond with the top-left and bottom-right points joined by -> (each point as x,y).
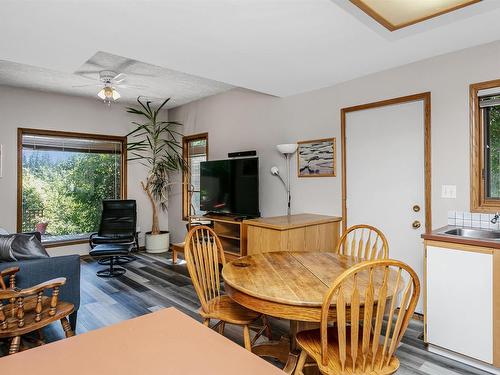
73,70 -> 145,106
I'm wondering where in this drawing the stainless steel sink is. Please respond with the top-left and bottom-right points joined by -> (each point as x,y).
443,227 -> 500,239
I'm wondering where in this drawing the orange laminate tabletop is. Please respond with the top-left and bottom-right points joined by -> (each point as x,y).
0,307 -> 284,375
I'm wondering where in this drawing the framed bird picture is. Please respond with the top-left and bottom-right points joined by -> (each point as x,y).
297,138 -> 336,177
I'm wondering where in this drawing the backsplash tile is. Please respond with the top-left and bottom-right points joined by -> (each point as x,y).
447,210 -> 498,229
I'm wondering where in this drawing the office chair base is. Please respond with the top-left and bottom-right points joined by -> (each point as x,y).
96,267 -> 126,278
98,255 -> 137,265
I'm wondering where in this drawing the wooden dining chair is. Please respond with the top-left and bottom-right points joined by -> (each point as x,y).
0,267 -> 75,354
184,225 -> 271,351
336,224 -> 389,260
294,259 -> 420,375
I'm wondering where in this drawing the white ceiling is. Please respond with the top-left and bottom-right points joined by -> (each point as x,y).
0,52 -> 234,107
1,0 -> 500,100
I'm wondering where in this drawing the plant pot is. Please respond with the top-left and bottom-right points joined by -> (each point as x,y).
35,222 -> 48,235
145,231 -> 169,254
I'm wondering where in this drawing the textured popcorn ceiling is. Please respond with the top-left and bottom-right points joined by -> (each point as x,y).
0,52 -> 234,108
2,1 -> 500,97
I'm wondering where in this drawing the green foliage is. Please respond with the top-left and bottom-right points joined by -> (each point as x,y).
487,106 -> 500,198
126,97 -> 185,234
22,151 -> 120,235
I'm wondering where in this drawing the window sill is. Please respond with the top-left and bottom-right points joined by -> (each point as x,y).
41,233 -> 91,248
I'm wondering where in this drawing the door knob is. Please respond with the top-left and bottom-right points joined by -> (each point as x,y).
412,205 -> 420,212
412,220 -> 421,229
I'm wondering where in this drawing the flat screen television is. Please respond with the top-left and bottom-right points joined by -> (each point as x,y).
200,157 -> 260,217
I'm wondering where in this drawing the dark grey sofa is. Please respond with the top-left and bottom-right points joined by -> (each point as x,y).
0,238 -> 81,330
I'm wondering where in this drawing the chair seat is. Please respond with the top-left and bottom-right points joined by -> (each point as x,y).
89,244 -> 132,257
296,327 -> 400,375
0,296 -> 74,338
90,235 -> 135,245
199,295 -> 261,325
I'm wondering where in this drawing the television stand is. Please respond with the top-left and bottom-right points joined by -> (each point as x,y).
170,214 -> 249,264
204,212 -> 259,221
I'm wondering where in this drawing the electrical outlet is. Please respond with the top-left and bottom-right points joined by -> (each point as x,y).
441,185 -> 457,199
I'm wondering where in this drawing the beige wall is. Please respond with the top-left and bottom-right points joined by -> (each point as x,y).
168,40 -> 500,243
0,86 -> 167,256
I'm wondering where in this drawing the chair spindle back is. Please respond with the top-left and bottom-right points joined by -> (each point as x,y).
0,267 -> 66,330
320,259 -> 420,372
336,224 -> 388,260
184,226 -> 226,313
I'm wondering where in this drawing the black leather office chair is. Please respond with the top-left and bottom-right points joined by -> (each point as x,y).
89,200 -> 139,272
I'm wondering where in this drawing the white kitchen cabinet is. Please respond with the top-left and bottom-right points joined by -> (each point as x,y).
426,244 -> 493,364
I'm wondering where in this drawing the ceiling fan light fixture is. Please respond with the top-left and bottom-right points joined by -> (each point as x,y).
97,86 -> 120,104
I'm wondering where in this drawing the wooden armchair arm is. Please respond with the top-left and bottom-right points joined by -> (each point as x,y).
0,266 -> 20,290
17,277 -> 66,298
0,267 -> 20,278
0,277 -> 67,329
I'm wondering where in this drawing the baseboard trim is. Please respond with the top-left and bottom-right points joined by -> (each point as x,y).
428,344 -> 499,374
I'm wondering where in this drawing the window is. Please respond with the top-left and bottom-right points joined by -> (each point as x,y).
17,128 -> 127,246
471,79 -> 500,211
182,133 -> 208,220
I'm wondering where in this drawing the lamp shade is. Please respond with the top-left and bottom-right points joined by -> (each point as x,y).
276,143 -> 298,155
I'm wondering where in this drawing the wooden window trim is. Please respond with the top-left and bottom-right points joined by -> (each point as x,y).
17,128 -> 128,247
182,133 -> 208,221
470,79 -> 500,212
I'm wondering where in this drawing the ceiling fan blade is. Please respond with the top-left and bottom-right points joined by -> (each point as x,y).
72,83 -> 101,88
74,70 -> 100,75
119,84 -> 147,89
112,72 -> 126,81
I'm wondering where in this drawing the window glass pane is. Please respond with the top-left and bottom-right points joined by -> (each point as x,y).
188,139 -> 206,156
190,191 -> 206,216
21,133 -> 122,241
189,155 -> 205,191
184,136 -> 207,218
486,106 -> 500,198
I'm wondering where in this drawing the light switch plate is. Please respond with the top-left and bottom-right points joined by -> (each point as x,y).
441,185 -> 457,199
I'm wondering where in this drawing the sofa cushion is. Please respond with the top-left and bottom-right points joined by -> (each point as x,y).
0,233 -> 49,262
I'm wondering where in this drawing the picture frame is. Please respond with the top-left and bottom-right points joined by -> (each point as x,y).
297,137 -> 336,177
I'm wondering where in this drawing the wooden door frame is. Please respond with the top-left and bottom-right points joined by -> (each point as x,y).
341,92 -> 432,233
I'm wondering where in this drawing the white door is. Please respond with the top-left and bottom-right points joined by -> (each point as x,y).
345,100 -> 425,313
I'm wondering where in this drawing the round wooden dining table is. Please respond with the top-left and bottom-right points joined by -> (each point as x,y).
222,251 -> 398,374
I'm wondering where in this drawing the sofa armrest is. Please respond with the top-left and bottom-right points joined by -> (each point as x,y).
0,255 -> 80,311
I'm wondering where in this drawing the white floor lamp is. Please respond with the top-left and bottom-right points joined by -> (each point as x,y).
271,143 -> 298,216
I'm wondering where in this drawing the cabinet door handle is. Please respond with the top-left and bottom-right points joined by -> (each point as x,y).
412,220 -> 421,229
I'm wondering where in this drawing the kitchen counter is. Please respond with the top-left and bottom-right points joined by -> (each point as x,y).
422,225 -> 500,250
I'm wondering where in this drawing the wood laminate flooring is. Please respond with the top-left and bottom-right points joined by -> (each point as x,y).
2,252 -> 493,374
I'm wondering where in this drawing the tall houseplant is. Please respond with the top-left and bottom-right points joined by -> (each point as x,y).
126,97 -> 185,253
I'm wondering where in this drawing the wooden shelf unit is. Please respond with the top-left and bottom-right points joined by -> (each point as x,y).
171,213 -> 342,263
171,215 -> 248,263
